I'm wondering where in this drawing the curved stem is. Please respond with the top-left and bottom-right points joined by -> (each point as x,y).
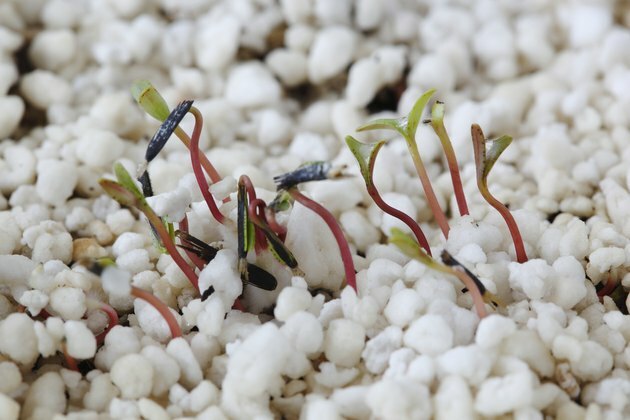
597,274 -> 617,299
406,140 -> 450,238
174,125 -> 222,184
288,189 -> 356,292
94,302 -> 119,344
480,189 -> 527,263
131,286 -> 182,338
432,122 -> 469,216
142,206 -> 199,291
367,185 -> 431,256
450,269 -> 488,318
61,342 -> 79,372
189,108 -> 226,224
265,207 -> 287,241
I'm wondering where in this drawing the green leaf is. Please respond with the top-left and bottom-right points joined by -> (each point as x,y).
130,80 -> 170,122
483,135 -> 512,179
345,135 -> 386,186
356,118 -> 406,137
389,228 -> 450,273
114,163 -> 147,205
470,124 -> 512,182
99,179 -> 139,208
406,89 -> 436,140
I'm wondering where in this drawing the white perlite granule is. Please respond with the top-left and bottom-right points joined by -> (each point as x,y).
2,0 -> 630,418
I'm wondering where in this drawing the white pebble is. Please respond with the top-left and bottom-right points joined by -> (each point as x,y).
75,130 -> 125,168
404,314 -> 453,356
275,286 -> 312,321
508,259 -> 554,301
35,159 -> 78,206
64,320 -> 96,359
225,62 -> 281,108
281,311 -> 324,355
195,15 -> 240,71
346,58 -> 382,108
22,372 -> 65,419
384,288 -> 424,328
20,70 -> 72,109
141,345 -> 181,396
0,393 -> 19,420
0,96 -> 24,139
324,319 -> 365,368
166,337 -> 203,388
28,29 -> 77,71
0,362 -> 22,394
475,371 -> 534,416
475,314 -> 516,348
265,48 -> 308,87
0,313 -> 38,365
50,287 -> 86,320
110,353 -> 154,399
308,26 -> 356,84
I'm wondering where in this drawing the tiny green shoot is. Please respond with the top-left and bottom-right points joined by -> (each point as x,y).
346,135 -> 432,256
471,124 -> 527,263
389,228 -> 489,318
428,101 -> 469,216
357,89 -> 451,238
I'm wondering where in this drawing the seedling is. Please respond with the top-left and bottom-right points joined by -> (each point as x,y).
131,81 -> 223,193
357,89 -> 451,238
346,135 -> 431,256
471,124 -> 528,263
99,163 -> 200,291
274,163 -> 357,292
389,228 -> 495,318
85,258 -> 182,340
427,101 -> 469,216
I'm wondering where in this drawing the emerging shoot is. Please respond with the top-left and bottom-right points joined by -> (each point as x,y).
100,163 -> 200,291
428,101 -> 469,216
345,135 -> 432,256
357,89 -> 451,238
389,228 -> 490,318
471,124 -> 528,263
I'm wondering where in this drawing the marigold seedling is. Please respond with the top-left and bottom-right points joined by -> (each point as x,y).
389,228 -> 490,318
357,89 -> 451,238
100,163 -> 199,291
428,101 -> 469,216
471,124 -> 527,263
346,135 -> 432,256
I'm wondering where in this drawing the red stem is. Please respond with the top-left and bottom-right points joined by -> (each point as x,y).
62,343 -> 79,372
451,269 -> 488,318
95,303 -> 119,344
174,126 -> 222,184
131,286 -> 182,338
481,191 -> 528,263
143,207 -> 199,291
597,274 -> 617,299
265,207 -> 287,241
248,199 -> 271,253
432,121 -> 469,216
367,185 -> 431,256
189,108 -> 226,224
288,189 -> 356,292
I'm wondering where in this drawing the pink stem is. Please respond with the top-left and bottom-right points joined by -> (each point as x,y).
95,303 -> 119,344
174,125 -> 222,184
189,108 -> 226,224
143,208 -> 199,291
368,185 -> 431,256
131,286 -> 182,338
288,189 -> 357,292
248,199 -> 270,253
451,269 -> 488,318
62,343 -> 79,372
482,191 -> 528,263
265,208 -> 287,241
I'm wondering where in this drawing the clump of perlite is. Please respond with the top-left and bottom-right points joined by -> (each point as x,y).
1,0 -> 630,419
